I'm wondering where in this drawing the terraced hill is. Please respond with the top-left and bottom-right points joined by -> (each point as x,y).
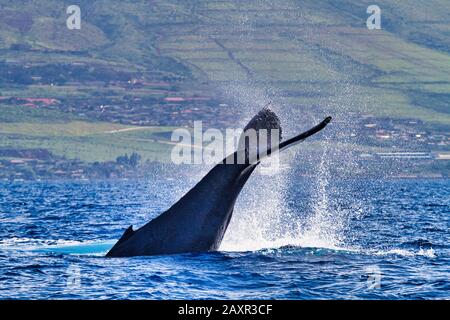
0,0 -> 449,171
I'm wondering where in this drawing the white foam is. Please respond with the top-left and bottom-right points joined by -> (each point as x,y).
370,248 -> 436,258
221,130 -> 350,253
0,237 -> 114,255
220,233 -> 347,252
0,237 -> 81,249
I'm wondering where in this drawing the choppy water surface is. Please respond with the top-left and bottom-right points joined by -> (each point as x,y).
0,177 -> 448,299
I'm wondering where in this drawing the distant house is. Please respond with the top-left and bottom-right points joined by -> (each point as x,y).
436,153 -> 450,160
22,98 -> 59,105
164,97 -> 185,102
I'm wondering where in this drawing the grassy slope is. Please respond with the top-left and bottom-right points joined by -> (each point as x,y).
0,105 -> 176,162
155,0 -> 450,125
0,1 -> 186,162
0,0 -> 449,164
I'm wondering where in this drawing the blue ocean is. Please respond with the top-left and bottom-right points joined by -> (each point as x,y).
0,173 -> 448,299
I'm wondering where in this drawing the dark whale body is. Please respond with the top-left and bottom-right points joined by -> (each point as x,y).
106,109 -> 331,257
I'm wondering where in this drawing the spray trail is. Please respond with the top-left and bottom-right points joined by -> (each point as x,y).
299,138 -> 346,249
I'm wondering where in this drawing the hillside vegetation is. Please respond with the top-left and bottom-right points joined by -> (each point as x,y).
0,0 -> 448,169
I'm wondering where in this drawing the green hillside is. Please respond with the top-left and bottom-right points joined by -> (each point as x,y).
0,0 -> 449,172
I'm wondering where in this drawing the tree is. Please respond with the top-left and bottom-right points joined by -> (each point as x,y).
116,154 -> 129,166
129,152 -> 141,167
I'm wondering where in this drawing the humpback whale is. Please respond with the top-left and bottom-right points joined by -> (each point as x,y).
106,109 -> 331,257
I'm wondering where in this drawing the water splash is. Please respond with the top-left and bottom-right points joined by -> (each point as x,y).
300,138 -> 346,248
216,73 -> 364,252
208,4 -> 366,253
216,67 -> 351,251
221,136 -> 348,252
220,166 -> 292,251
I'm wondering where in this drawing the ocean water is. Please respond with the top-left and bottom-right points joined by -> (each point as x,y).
0,176 -> 448,299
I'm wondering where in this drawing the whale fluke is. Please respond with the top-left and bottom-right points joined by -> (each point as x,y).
106,109 -> 331,257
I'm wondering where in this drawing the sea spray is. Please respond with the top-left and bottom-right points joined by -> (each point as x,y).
299,137 -> 346,248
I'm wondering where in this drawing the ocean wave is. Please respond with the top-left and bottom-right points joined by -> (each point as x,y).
370,248 -> 436,258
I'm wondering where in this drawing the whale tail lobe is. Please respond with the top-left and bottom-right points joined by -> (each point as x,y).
236,107 -> 331,164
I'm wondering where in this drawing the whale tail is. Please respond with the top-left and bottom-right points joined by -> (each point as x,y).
231,107 -> 331,165
106,107 -> 332,257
